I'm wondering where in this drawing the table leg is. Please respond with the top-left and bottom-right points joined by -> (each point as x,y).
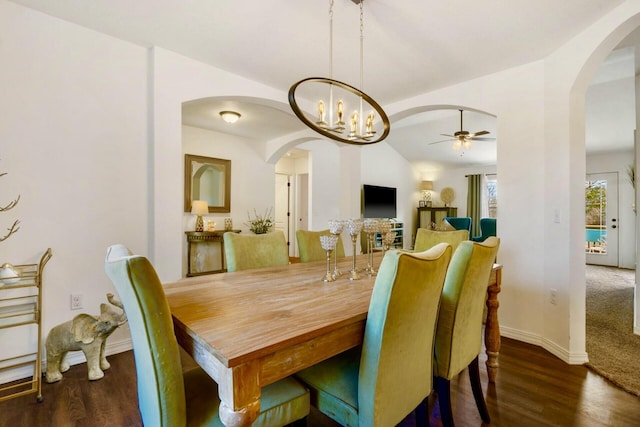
217,363 -> 261,427
485,267 -> 502,383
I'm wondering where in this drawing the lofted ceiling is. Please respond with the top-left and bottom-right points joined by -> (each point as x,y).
12,0 -> 635,168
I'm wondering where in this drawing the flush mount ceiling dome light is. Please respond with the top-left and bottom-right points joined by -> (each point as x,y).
219,111 -> 241,124
289,0 -> 390,146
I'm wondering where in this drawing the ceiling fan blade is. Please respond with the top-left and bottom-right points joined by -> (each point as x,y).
469,130 -> 490,137
440,133 -> 455,138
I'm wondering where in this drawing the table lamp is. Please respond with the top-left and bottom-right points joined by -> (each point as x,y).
421,180 -> 433,206
191,200 -> 209,232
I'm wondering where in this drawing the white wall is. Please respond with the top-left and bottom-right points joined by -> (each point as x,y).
360,141 -> 417,248
0,1 -> 149,379
379,1 -> 640,363
299,140 -> 343,230
386,60 -> 549,349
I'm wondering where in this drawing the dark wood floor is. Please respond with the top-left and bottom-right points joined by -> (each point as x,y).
1,337 -> 639,426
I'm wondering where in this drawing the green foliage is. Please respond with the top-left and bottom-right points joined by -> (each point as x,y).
246,207 -> 274,234
585,180 -> 606,226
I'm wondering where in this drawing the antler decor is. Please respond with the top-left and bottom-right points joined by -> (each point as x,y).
0,170 -> 20,242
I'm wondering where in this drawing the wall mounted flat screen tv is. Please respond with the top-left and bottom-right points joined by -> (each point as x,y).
362,184 -> 397,219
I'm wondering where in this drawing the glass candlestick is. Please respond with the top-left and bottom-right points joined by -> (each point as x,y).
320,235 -> 338,282
377,220 -> 392,270
346,219 -> 363,281
381,231 -> 397,261
363,219 -> 379,276
378,219 -> 392,237
328,219 -> 345,278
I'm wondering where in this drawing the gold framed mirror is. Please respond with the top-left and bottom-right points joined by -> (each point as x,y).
184,154 -> 231,213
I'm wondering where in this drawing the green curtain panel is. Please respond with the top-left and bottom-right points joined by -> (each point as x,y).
466,174 -> 482,237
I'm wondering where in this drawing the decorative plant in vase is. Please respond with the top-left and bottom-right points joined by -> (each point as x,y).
1,165 -> 20,242
246,207 -> 274,234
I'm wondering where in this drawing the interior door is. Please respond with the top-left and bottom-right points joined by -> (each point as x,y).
295,174 -> 309,257
275,174 -> 291,254
585,172 -> 619,266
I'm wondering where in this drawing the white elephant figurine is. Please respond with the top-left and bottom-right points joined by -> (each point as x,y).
45,293 -> 127,383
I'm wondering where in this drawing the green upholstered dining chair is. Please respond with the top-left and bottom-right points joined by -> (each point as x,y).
296,229 -> 346,262
443,217 -> 472,238
223,230 -> 290,272
413,228 -> 469,254
295,243 -> 453,427
471,218 -> 497,242
433,237 -> 500,427
104,244 -> 310,427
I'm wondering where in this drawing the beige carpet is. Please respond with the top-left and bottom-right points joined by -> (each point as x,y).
586,265 -> 640,397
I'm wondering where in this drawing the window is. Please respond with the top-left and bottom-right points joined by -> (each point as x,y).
485,174 -> 497,218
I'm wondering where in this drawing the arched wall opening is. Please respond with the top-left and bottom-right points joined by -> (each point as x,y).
565,8 -> 640,358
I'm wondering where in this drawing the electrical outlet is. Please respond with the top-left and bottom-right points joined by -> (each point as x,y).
550,288 -> 557,306
71,294 -> 83,310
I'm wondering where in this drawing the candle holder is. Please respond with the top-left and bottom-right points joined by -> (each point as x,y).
346,219 -> 363,281
320,235 -> 339,282
363,219 -> 379,276
377,220 -> 392,271
381,231 -> 397,261
328,219 -> 345,278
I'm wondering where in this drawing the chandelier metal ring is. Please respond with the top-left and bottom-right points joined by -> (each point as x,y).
288,77 -> 390,145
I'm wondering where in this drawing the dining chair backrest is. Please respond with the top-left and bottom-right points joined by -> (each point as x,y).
472,218 -> 497,242
296,229 -> 346,262
414,228 -> 469,253
359,242 -> 452,426
223,230 -> 289,272
104,244 -> 186,427
443,217 -> 472,238
434,237 -> 500,379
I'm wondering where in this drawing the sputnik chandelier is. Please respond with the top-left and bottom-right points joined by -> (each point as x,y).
288,0 -> 390,145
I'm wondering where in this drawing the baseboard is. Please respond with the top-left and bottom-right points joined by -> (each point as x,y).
0,338 -> 133,384
500,325 -> 543,346
501,326 -> 588,365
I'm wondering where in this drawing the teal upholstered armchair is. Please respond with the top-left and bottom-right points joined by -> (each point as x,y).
296,229 -> 345,262
433,237 -> 500,426
104,244 -> 310,427
471,218 -> 497,242
443,216 -> 472,238
223,230 -> 290,272
413,228 -> 469,254
295,243 -> 452,426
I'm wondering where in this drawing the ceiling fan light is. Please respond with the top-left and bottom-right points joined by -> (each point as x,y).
453,140 -> 462,150
220,111 -> 241,124
463,139 -> 472,149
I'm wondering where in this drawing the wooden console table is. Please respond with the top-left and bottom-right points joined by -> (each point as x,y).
185,230 -> 240,277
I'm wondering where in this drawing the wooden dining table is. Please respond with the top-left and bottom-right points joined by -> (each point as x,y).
164,253 -> 503,427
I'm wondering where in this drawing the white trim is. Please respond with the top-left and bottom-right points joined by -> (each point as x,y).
0,339 -> 133,384
501,326 -> 588,365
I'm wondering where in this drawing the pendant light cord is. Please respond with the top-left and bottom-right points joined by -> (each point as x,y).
360,0 -> 364,92
329,0 -> 334,80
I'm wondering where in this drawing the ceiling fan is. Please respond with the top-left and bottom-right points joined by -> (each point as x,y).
429,109 -> 495,150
